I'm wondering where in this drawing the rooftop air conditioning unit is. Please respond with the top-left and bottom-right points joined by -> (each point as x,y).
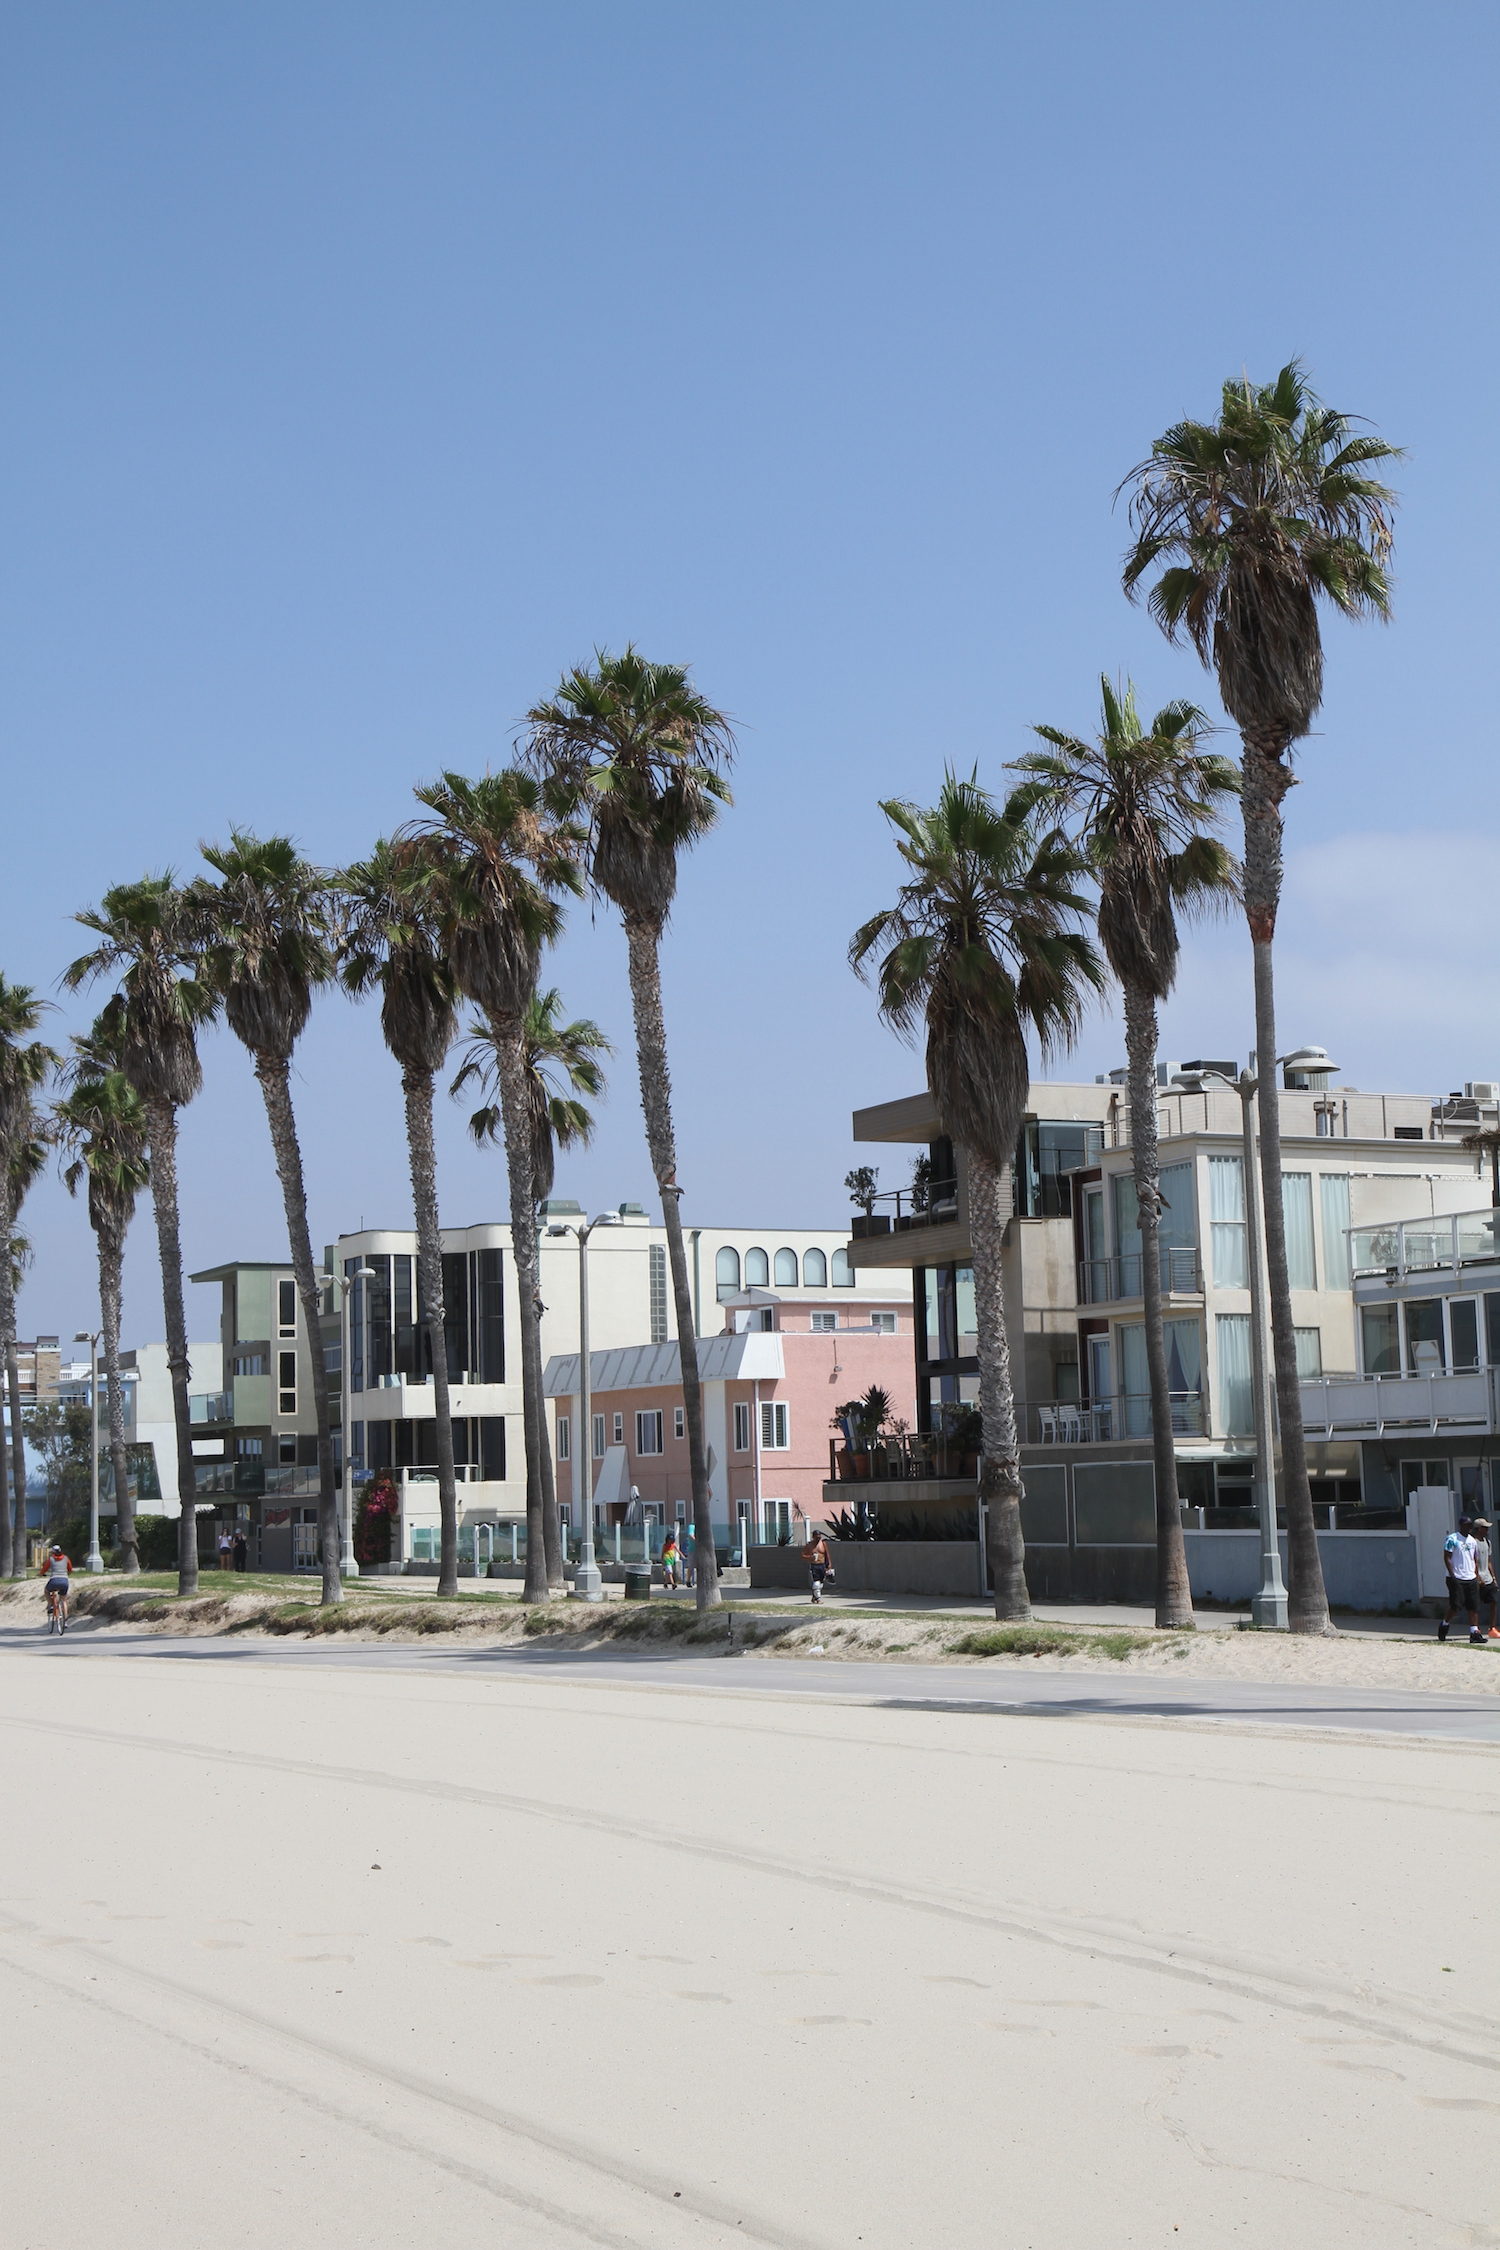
1466,1082 -> 1500,1103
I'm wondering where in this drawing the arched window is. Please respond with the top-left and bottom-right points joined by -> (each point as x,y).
774,1248 -> 799,1287
745,1247 -> 769,1287
832,1248 -> 855,1288
715,1246 -> 741,1292
802,1247 -> 827,1287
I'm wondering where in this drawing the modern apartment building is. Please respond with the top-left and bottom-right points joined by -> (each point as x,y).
844,1058 -> 1490,1597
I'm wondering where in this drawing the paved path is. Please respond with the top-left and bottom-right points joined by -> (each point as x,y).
9,1617 -> 1500,1742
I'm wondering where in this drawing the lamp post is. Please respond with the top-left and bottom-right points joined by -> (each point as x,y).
545,1213 -> 622,1602
336,1265 -> 379,1578
1176,1048 -> 1339,1631
74,1330 -> 104,1573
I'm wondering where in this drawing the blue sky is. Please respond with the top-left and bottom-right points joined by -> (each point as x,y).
6,0 -> 1497,1340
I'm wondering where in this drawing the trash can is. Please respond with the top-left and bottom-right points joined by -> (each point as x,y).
623,1564 -> 652,1602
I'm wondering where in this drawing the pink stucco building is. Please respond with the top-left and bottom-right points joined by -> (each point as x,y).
544,1293 -> 914,1543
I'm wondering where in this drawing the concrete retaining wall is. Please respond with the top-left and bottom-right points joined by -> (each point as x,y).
749,1542 -> 984,1599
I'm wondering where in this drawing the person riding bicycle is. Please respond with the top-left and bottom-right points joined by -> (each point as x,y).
40,1544 -> 72,1624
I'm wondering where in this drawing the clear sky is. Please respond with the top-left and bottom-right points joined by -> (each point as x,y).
6,0 -> 1497,1342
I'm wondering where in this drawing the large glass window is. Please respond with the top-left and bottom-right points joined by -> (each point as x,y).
278,1278 -> 297,1337
774,1248 -> 799,1286
1485,1294 -> 1500,1367
802,1248 -> 827,1287
1404,1298 -> 1445,1373
1294,1327 -> 1323,1377
1119,1319 -> 1201,1435
1451,1298 -> 1480,1370
1320,1175 -> 1352,1288
1014,1120 -> 1106,1217
1282,1174 -> 1316,1288
1209,1155 -> 1248,1287
278,1350 -> 297,1414
745,1248 -> 769,1287
1360,1304 -> 1400,1375
1217,1314 -> 1253,1434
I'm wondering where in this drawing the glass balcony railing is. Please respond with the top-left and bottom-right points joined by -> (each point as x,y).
189,1391 -> 234,1424
1077,1247 -> 1202,1304
1029,1392 -> 1204,1443
1350,1210 -> 1500,1277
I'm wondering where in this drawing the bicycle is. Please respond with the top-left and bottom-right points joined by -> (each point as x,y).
45,1587 -> 68,1636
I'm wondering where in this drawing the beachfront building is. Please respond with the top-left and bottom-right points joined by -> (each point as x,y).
839,1059 -> 1491,1600
544,1283 -> 914,1549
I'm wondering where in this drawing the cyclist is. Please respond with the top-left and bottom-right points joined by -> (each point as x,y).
40,1543 -> 72,1629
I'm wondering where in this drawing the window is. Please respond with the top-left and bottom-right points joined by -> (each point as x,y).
760,1400 -> 790,1450
810,1311 -> 837,1334
1361,1303 -> 1400,1375
1393,1125 -> 1424,1141
1404,1298 -> 1444,1373
774,1248 -> 799,1286
649,1244 -> 668,1343
612,1413 -> 623,1443
635,1410 -> 664,1455
593,1414 -> 606,1458
831,1248 -> 854,1288
871,1311 -> 897,1334
278,1435 -> 297,1464
1014,1119 -> 1106,1218
1281,1174 -> 1316,1288
236,1436 -> 263,1458
762,1499 -> 792,1542
1209,1155 -> 1247,1287
1294,1327 -> 1323,1378
278,1279 -> 297,1337
745,1247 -> 769,1287
1320,1175 -> 1352,1289
673,1406 -> 685,1439
278,1350 -> 297,1415
232,1353 -> 267,1377
556,1415 -> 570,1461
715,1246 -> 741,1295
733,1401 -> 751,1452
802,1248 -> 827,1287
1451,1299 -> 1480,1370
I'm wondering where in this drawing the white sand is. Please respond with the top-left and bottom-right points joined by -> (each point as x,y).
0,1635 -> 1494,2247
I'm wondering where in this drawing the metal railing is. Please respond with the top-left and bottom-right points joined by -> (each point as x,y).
1077,1247 -> 1202,1304
1350,1210 -> 1500,1277
1300,1367 -> 1500,1438
827,1429 -> 979,1483
1029,1391 -> 1204,1444
850,1180 -> 960,1238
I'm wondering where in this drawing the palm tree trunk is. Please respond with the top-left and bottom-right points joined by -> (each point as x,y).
99,1224 -> 137,1572
969,1148 -> 1029,1621
0,1181 -> 15,1576
536,1323 -> 564,1588
0,1374 -> 10,1579
491,1021 -> 550,1603
254,1054 -> 339,1606
6,1342 -> 25,1568
1242,733 -> 1331,1635
1123,983 -> 1194,1629
145,1096 -> 199,1596
403,1069 -> 459,1597
624,923 -> 719,1612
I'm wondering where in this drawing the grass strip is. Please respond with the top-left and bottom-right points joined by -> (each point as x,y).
946,1624 -> 1155,1661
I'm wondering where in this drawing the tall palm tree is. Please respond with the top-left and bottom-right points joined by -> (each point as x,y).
525,650 -> 732,1611
452,991 -> 609,1587
1013,680 -> 1239,1629
340,838 -> 463,1597
195,833 -> 341,1601
66,879 -> 215,1596
4,1221 -> 37,1573
408,770 -> 582,1605
0,980 -> 57,1575
57,1018 -> 151,1574
851,774 -> 1103,1620
1122,361 -> 1400,1634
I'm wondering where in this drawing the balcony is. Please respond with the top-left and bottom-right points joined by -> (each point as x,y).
1351,1209 -> 1500,1278
189,1390 -> 234,1425
1077,1247 -> 1202,1305
850,1178 -> 960,1239
1300,1368 -> 1500,1439
826,1430 -> 978,1485
1028,1392 -> 1205,1444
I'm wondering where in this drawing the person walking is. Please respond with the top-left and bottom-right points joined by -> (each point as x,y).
1440,1514 -> 1483,1644
1473,1516 -> 1499,1641
661,1527 -> 681,1590
231,1530 -> 248,1573
801,1528 -> 833,1604
681,1519 -> 696,1588
217,1526 -> 233,1571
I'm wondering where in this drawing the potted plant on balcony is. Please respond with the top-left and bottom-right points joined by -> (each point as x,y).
846,1166 -> 887,1238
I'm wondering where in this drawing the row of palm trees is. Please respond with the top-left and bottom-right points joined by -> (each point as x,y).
855,362 -> 1399,1637
0,654 -> 734,1614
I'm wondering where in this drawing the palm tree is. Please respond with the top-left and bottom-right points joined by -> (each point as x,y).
851,774 -> 1103,1619
408,770 -> 582,1605
339,838 -> 463,1597
0,980 -> 56,1575
452,991 -> 609,1587
66,879 -> 215,1595
3,1221 -> 37,1573
1462,1127 -> 1500,1209
1013,680 -> 1238,1629
1122,361 -> 1400,1634
57,1018 -> 151,1574
525,650 -> 732,1611
194,832 -> 342,1602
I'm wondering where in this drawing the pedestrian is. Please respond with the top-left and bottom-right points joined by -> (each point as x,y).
1440,1514 -> 1484,1644
1473,1516 -> 1499,1641
217,1527 -> 233,1571
232,1531 -> 248,1573
801,1528 -> 833,1604
661,1527 -> 681,1590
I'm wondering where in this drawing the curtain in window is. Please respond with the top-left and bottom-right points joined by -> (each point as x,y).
1119,1322 -> 1148,1434
1209,1155 -> 1247,1287
1281,1173 -> 1316,1288
1217,1313 -> 1253,1434
1293,1326 -> 1322,1377
1157,1163 -> 1196,1251
1319,1175 -> 1351,1289
1114,1176 -> 1140,1258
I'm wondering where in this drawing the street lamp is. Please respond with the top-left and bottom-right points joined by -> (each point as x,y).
1175,1050 -> 1340,1631
544,1213 -> 623,1602
332,1265 -> 379,1578
74,1331 -> 104,1574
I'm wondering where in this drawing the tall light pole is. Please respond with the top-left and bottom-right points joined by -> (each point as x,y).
1176,1048 -> 1337,1632
74,1330 -> 104,1573
333,1265 -> 379,1578
545,1213 -> 622,1602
